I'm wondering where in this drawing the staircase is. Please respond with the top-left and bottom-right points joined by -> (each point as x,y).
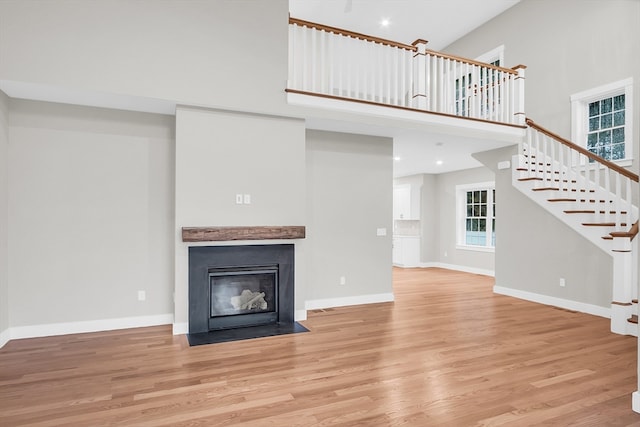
513,118 -> 639,336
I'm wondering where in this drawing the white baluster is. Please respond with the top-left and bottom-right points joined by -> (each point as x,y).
425,53 -> 436,111
558,141 -> 564,192
626,178 -> 632,230
400,49 -> 406,107
615,174 -> 622,230
435,57 -> 442,112
603,168 -> 611,223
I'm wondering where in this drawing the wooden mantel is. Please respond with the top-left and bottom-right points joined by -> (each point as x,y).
182,226 -> 306,242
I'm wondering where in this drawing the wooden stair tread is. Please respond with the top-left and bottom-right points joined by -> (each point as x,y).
548,199 -> 612,203
548,198 -> 577,202
582,222 -> 627,227
517,177 -> 577,184
609,231 -> 635,238
628,314 -> 637,324
532,188 -> 595,193
564,210 -> 628,214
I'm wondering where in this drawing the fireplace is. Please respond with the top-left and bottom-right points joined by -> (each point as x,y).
208,265 -> 277,329
187,244 -> 307,345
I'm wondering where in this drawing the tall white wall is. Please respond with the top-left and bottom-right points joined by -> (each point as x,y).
0,90 -> 9,344
445,0 -> 640,172
7,100 -> 175,331
305,130 -> 393,304
0,0 -> 290,116
443,0 -> 635,305
174,107 -> 306,330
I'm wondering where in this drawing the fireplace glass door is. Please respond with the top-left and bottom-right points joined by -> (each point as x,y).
208,265 -> 278,330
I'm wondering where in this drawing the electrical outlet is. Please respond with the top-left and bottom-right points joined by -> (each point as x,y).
559,278 -> 566,287
244,194 -> 251,204
236,194 -> 243,204
138,290 -> 146,301
340,276 -> 346,285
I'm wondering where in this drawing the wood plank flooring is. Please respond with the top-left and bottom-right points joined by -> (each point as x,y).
1,267 -> 639,426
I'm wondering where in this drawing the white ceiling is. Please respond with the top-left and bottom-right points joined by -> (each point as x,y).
288,0 -> 520,51
289,0 -> 522,177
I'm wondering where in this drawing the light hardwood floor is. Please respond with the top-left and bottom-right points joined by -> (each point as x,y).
1,267 -> 639,426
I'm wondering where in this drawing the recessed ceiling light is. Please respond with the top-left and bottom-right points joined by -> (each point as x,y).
436,160 -> 444,165
380,18 -> 390,27
394,156 -> 401,161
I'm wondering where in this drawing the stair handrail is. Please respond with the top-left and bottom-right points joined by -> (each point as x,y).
525,118 -> 638,182
520,117 -> 639,241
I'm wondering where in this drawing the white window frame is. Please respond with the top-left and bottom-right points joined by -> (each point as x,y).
475,45 -> 505,66
456,181 -> 495,253
571,78 -> 633,167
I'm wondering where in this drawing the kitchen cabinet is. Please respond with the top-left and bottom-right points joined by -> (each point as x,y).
392,236 -> 421,267
393,184 -> 420,220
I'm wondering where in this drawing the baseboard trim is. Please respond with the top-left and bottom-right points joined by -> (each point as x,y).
305,292 -> 395,310
9,314 -> 174,341
493,286 -> 610,319
632,391 -> 640,413
0,328 -> 10,349
172,322 -> 188,335
295,309 -> 307,322
418,262 -> 495,277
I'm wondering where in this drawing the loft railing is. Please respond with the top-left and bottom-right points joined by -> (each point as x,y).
523,118 -> 639,235
287,17 -> 526,127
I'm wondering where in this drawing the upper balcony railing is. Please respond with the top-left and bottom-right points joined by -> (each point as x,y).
287,17 -> 526,127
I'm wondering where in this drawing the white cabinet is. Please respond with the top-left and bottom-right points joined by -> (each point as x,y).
392,236 -> 421,267
392,237 -> 402,264
393,184 -> 420,220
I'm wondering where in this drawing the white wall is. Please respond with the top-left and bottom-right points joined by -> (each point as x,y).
0,0 -> 291,117
305,130 -> 393,306
174,107 -> 306,330
420,174 -> 438,262
443,0 -> 636,305
474,146 -> 613,308
7,100 -> 175,330
435,167 -> 496,272
0,90 -> 9,344
445,0 -> 640,172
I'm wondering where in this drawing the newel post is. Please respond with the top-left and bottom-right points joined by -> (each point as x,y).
512,64 -> 527,126
411,39 -> 428,110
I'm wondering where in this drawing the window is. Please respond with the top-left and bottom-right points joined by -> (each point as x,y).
571,78 -> 633,165
586,95 -> 625,161
456,182 -> 495,251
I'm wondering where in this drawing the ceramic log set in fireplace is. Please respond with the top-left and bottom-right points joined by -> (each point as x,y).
187,244 -> 307,346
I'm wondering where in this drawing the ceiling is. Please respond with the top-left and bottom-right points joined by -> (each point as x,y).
289,0 -> 522,177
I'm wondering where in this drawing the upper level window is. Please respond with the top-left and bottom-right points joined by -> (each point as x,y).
587,95 -> 625,161
456,182 -> 495,251
571,78 -> 633,165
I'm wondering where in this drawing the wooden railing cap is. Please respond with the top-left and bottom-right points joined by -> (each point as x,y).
525,118 -> 639,183
411,39 -> 429,46
289,17 -> 417,51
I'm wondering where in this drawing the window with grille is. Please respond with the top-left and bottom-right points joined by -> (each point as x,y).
586,95 -> 625,161
457,183 -> 495,250
571,78 -> 633,165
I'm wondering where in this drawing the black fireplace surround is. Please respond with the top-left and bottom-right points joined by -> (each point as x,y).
187,244 -> 307,346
